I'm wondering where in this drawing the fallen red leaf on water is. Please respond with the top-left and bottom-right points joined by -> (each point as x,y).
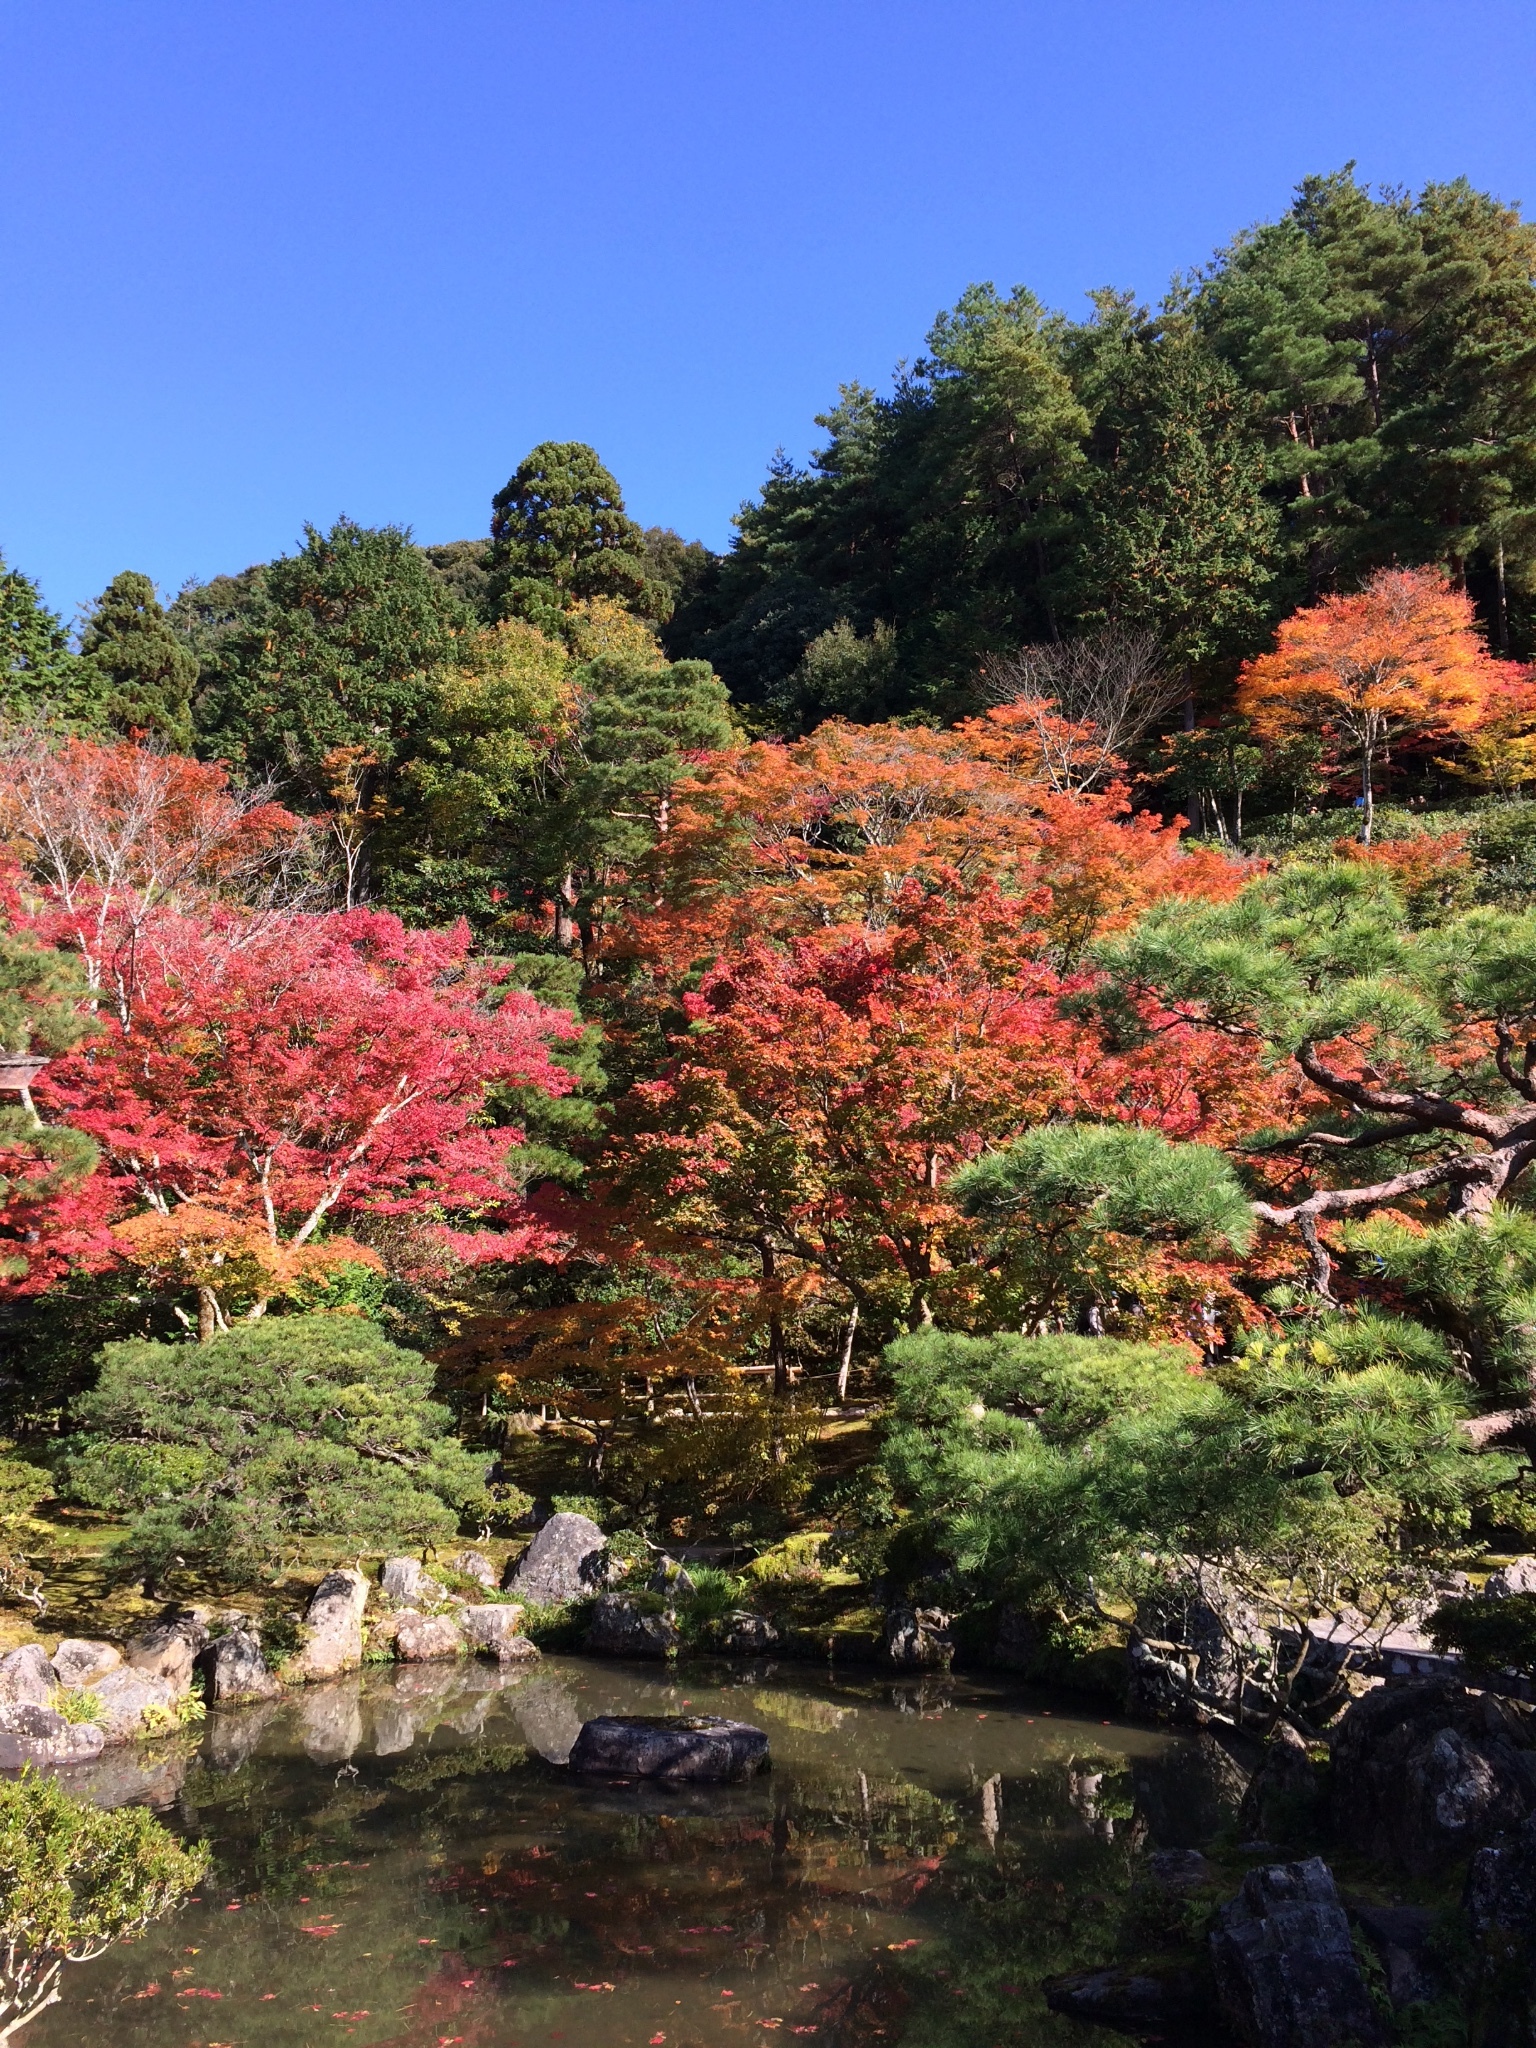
791,2030 -> 818,2037
176,1987 -> 223,1998
301,1925 -> 341,1937
573,1982 -> 615,1992
129,1984 -> 160,1999
650,2035 -> 666,2044
886,1940 -> 921,1951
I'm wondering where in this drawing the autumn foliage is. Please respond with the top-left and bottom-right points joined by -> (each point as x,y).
1237,567 -> 1505,840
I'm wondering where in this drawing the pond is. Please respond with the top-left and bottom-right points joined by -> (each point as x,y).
27,1656 -> 1248,2048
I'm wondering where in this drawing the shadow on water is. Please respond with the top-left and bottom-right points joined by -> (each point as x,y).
20,1658 -> 1249,2047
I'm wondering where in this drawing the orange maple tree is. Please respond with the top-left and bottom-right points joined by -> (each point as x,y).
1236,567 -> 1501,842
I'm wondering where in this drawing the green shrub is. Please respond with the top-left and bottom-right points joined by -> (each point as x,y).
550,1494 -> 608,1524
60,1316 -> 491,1591
0,1771 -> 209,2039
1428,1592 -> 1536,1675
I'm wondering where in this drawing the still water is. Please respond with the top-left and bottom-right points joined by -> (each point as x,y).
29,1657 -> 1245,2048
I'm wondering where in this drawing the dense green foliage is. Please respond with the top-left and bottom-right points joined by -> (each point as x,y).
75,570 -> 198,744
0,1773 -> 209,2041
668,168 -> 1536,728
879,1327 -> 1501,1607
61,1316 -> 492,1587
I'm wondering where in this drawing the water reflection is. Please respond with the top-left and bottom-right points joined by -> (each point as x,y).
21,1657 -> 1245,2047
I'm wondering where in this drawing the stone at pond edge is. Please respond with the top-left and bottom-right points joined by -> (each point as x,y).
88,1667 -> 182,1743
394,1613 -> 466,1663
714,1610 -> 779,1654
1043,1961 -> 1212,2032
450,1547 -> 497,1588
881,1605 -> 953,1672
52,1638 -> 121,1688
125,1611 -> 208,1694
1329,1681 -> 1536,1875
584,1592 -> 679,1659
201,1627 -> 280,1703
503,1511 -> 608,1603
0,1700 -> 107,1767
289,1567 -> 370,1681
568,1713 -> 769,1783
0,1642 -> 55,1707
460,1604 -> 539,1661
1209,1857 -> 1386,2048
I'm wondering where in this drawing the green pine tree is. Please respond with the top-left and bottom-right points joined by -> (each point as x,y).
77,571 -> 198,745
488,442 -> 672,632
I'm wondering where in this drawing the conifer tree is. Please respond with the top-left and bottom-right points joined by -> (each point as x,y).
77,571 -> 197,745
0,553 -> 79,718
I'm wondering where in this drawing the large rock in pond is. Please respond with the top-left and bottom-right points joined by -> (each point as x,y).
202,1627 -> 280,1703
89,1668 -> 181,1743
1210,1857 -> 1386,2048
0,1701 -> 106,1768
289,1568 -> 369,1681
461,1604 -> 539,1662
52,1638 -> 121,1689
502,1511 -> 607,1604
881,1605 -> 953,1672
1329,1681 -> 1536,1875
568,1713 -> 769,1784
0,1642 -> 56,1707
125,1611 -> 208,1694
584,1592 -> 678,1659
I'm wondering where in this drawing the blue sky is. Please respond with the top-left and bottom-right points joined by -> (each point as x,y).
4,0 -> 1535,620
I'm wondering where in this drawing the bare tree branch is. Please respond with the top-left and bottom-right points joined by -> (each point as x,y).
981,627 -> 1185,792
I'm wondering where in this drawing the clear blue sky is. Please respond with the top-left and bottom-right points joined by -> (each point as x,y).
4,0 -> 1535,621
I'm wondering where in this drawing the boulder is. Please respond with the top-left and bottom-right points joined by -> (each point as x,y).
1209,1857 -> 1386,2048
1130,1567 -> 1278,1726
289,1568 -> 369,1681
1351,1903 -> 1440,2011
502,1511 -> 607,1603
1465,1809 -> 1536,2029
1147,1847 -> 1217,1892
1237,1721 -> 1322,1843
715,1610 -> 779,1654
568,1713 -> 769,1783
394,1613 -> 465,1663
648,1556 -> 695,1597
881,1605 -> 953,1672
1043,1962 -> 1211,2033
460,1604 -> 539,1662
0,1642 -> 56,1707
1329,1681 -> 1536,1874
202,1628 -> 280,1703
125,1612 -> 208,1694
51,1638 -> 121,1689
89,1668 -> 181,1743
584,1592 -> 678,1659
0,1701 -> 106,1768
1486,1555 -> 1536,1598
449,1548 -> 497,1588
381,1556 -> 442,1609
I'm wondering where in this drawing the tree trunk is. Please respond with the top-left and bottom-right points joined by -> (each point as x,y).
835,1304 -> 859,1404
1360,743 -> 1374,845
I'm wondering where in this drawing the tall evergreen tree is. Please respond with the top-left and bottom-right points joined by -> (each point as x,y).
0,552 -> 79,718
77,571 -> 197,745
488,442 -> 672,633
